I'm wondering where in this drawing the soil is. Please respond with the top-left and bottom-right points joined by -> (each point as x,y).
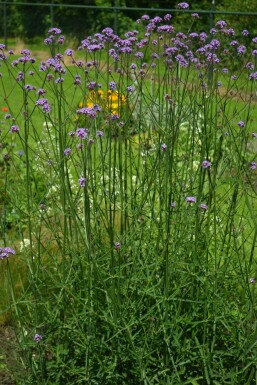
0,325 -> 17,385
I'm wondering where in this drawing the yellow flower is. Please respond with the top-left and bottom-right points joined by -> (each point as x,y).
79,90 -> 126,114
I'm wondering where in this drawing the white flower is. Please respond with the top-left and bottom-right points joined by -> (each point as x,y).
20,238 -> 32,252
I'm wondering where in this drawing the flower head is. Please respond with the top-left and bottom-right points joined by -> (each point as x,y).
48,27 -> 61,35
186,196 -> 196,203
0,247 -> 15,260
34,333 -> 42,343
202,160 -> 212,168
79,177 -> 86,187
161,143 -> 167,152
10,125 -> 19,133
237,121 -> 245,128
177,2 -> 189,9
64,148 -> 72,156
76,128 -> 88,139
115,242 -> 121,249
250,162 -> 257,170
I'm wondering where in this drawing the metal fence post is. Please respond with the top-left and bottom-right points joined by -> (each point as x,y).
208,0 -> 216,86
50,0 -> 54,28
3,0 -> 7,48
114,0 -> 118,36
210,0 -> 215,31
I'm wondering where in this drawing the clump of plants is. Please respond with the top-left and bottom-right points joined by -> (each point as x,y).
0,2 -> 257,384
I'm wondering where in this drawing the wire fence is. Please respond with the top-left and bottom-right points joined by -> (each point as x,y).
1,1 -> 257,47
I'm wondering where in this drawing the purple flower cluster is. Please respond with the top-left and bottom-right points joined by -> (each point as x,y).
0,247 -> 15,260
10,125 -> 19,133
115,242 -> 121,249
202,160 -> 212,168
77,105 -> 101,119
186,196 -> 196,203
250,162 -> 257,170
76,128 -> 88,139
35,98 -> 51,113
79,177 -> 86,187
34,333 -> 43,343
177,2 -> 189,9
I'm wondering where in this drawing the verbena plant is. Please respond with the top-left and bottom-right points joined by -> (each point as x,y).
1,2 -> 257,384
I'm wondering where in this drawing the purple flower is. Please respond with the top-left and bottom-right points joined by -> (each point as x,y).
109,81 -> 117,91
37,88 -> 46,96
55,77 -> 64,84
242,29 -> 249,36
16,71 -> 24,82
48,27 -> 61,35
245,62 -> 254,70
161,143 -> 167,152
199,203 -> 208,210
36,98 -> 51,114
64,148 -> 72,156
79,177 -> 86,187
24,84 -> 35,92
175,54 -> 188,67
237,121 -> 245,128
250,277 -> 256,284
177,2 -> 189,9
237,45 -> 246,54
0,247 -> 15,260
199,32 -> 207,42
44,37 -> 53,45
202,160 -> 212,168
171,202 -> 176,208
216,20 -> 227,28
5,114 -> 11,119
186,196 -> 196,203
34,334 -> 42,343
250,162 -> 257,170
77,106 -> 99,119
97,130 -> 104,137
230,40 -> 238,47
115,242 -> 121,249
127,85 -> 135,93
111,114 -> 119,120
252,132 -> 257,138
69,131 -> 75,138
10,125 -> 19,133
65,49 -> 74,56
76,128 -> 88,139
151,16 -> 162,23
57,36 -> 65,44
191,13 -> 199,18
135,52 -> 144,59
164,13 -> 172,21
141,15 -> 150,20
249,72 -> 257,80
